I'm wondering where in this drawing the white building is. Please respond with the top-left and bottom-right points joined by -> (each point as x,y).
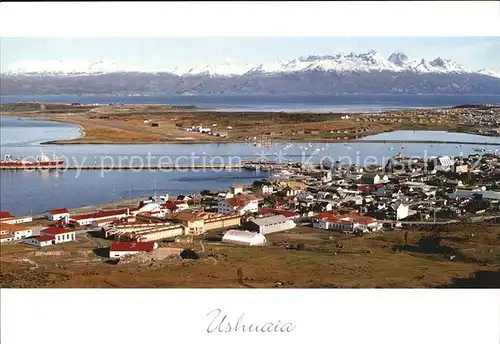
261,185 -> 274,195
247,215 -> 296,235
24,236 -> 53,247
0,223 -> 32,242
231,184 -> 243,195
216,192 -> 234,201
45,208 -> 70,222
131,203 -> 162,216
0,211 -> 33,225
360,173 -> 389,185
284,188 -> 301,197
40,227 -> 75,244
429,156 -> 454,172
218,194 -> 259,215
312,214 -> 381,233
197,126 -> 211,133
222,230 -> 266,246
393,202 -> 410,220
70,209 -> 130,226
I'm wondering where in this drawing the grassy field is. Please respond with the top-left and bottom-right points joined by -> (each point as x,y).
1,223 -> 499,288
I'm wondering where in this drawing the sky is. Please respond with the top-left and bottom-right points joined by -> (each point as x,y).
1,37 -> 499,72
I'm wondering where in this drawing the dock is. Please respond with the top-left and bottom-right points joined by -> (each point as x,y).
0,164 -> 247,171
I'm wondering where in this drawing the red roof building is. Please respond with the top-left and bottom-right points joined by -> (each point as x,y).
48,208 -> 69,215
0,211 -> 13,220
110,241 -> 156,252
161,202 -> 179,211
33,235 -> 54,242
41,227 -> 72,236
71,209 -> 127,221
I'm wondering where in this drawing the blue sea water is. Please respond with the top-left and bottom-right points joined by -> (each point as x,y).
2,94 -> 500,112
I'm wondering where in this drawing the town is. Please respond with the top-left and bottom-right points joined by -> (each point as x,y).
1,150 -> 499,287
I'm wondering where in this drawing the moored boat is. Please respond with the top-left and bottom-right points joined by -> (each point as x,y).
1,151 -> 64,167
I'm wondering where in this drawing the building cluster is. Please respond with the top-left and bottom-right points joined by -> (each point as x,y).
0,150 -> 498,260
183,124 -> 229,138
436,107 -> 500,136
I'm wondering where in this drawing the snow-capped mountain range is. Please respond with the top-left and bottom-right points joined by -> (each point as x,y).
4,51 -> 500,78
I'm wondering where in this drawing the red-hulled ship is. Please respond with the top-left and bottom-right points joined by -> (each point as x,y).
0,151 -> 65,167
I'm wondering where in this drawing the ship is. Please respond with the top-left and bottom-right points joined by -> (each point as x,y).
0,150 -> 64,167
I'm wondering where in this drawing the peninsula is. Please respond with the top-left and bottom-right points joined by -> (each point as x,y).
1,102 -> 499,145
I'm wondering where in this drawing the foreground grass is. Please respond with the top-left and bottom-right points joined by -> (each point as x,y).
2,224 -> 499,288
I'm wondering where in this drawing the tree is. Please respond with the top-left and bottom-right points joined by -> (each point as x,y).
264,194 -> 279,206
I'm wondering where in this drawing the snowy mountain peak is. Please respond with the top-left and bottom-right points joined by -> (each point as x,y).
3,51 -> 496,78
477,68 -> 500,78
388,52 -> 409,66
5,59 -> 141,76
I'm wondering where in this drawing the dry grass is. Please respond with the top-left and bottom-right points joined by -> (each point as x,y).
2,223 -> 499,288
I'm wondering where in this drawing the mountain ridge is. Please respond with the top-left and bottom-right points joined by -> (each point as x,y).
2,51 -> 499,95
3,50 -> 499,78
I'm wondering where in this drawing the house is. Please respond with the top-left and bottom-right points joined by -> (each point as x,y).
0,211 -> 33,225
40,227 -> 75,244
246,214 -> 296,235
176,195 -> 192,202
130,202 -> 162,216
45,208 -> 70,222
0,223 -> 32,241
0,211 -> 13,222
222,230 -> 266,246
318,201 -> 334,212
392,202 -> 410,220
428,156 -> 454,172
218,194 -> 259,215
261,185 -> 274,195
281,187 -> 301,197
375,185 -> 393,197
197,126 -> 211,133
360,173 -> 389,185
69,208 -> 130,226
160,202 -> 180,213
231,184 -> 243,195
312,213 -> 381,233
24,235 -> 54,247
109,241 -> 159,258
216,191 -> 234,201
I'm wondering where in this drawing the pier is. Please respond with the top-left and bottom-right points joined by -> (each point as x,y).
0,164 -> 248,171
